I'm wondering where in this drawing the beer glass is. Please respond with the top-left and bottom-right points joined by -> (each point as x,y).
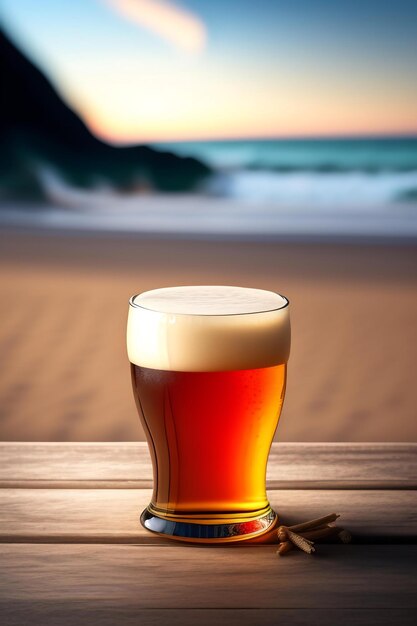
127,286 -> 290,543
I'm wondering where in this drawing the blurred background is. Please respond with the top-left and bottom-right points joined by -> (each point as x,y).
0,0 -> 416,442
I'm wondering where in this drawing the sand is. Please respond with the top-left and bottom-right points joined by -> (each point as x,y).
0,227 -> 416,442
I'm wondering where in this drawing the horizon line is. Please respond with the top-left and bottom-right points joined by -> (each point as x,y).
105,132 -> 417,147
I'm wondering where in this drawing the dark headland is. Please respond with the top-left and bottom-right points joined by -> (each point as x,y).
0,28 -> 211,199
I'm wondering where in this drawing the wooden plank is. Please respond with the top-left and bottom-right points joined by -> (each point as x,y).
1,488 -> 416,542
0,606 -> 415,626
0,545 -> 416,609
0,443 -> 152,485
1,443 -> 416,489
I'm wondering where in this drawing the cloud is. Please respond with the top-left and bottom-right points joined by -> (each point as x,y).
103,0 -> 207,53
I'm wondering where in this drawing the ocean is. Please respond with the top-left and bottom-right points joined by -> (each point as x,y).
1,137 -> 417,240
154,137 -> 417,206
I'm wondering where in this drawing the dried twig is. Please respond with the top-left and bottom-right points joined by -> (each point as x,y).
277,526 -> 288,543
301,526 -> 341,541
277,541 -> 293,556
286,529 -> 315,553
276,512 -> 351,556
288,513 -> 340,533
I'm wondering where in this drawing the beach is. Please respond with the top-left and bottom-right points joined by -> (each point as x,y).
0,226 -> 416,443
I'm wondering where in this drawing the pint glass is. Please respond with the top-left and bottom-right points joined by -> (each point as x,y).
127,286 -> 290,542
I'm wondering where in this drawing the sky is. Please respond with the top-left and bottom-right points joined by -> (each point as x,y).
1,0 -> 417,144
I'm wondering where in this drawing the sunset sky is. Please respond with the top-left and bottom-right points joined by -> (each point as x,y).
2,0 -> 417,143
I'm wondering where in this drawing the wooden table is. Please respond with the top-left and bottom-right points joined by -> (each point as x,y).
1,443 -> 416,625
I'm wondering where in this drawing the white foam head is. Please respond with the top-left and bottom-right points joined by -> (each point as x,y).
127,286 -> 290,372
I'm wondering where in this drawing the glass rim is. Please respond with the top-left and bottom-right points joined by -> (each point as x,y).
128,291 -> 289,317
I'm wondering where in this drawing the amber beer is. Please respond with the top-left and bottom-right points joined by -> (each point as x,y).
127,286 -> 290,542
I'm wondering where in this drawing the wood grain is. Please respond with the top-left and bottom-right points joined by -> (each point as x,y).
1,488 -> 416,542
1,443 -> 416,489
1,443 -> 416,625
1,545 -> 416,609
1,606 -> 416,626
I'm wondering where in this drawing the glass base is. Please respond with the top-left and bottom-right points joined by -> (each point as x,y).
140,506 -> 277,543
